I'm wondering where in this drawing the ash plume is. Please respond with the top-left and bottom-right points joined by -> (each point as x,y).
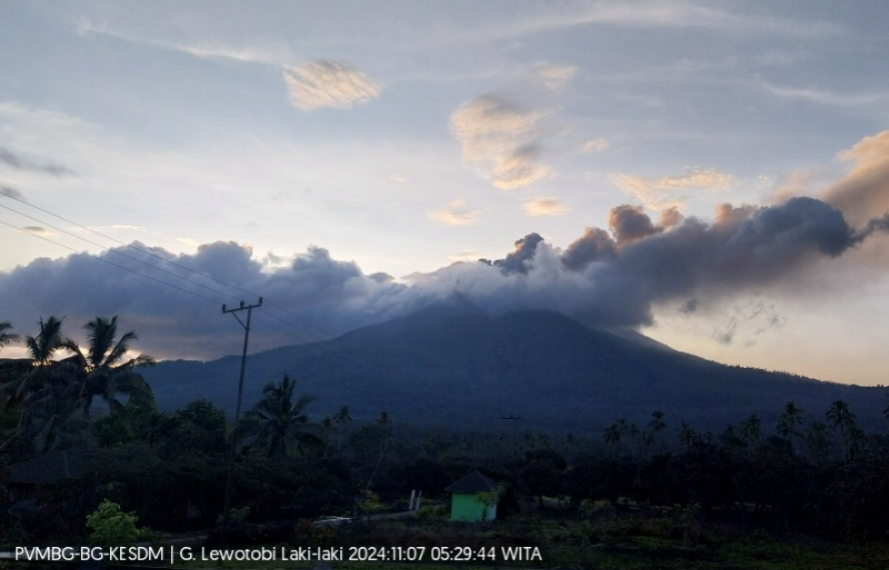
1,195 -> 888,360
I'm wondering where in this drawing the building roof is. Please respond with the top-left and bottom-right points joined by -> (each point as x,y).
444,470 -> 498,493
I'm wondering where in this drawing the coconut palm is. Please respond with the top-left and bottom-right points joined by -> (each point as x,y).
678,420 -> 696,451
1,316 -> 67,408
320,405 -> 352,457
60,316 -> 154,421
26,316 -> 66,365
804,421 -> 830,462
882,393 -> 889,435
740,414 -> 762,448
0,321 -> 19,350
826,400 -> 857,460
250,374 -> 319,458
777,401 -> 804,452
603,422 -> 622,457
648,410 -> 667,454
334,405 -> 351,424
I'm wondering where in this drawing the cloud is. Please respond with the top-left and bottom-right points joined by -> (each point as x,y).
761,82 -> 884,107
581,138 -> 609,153
22,226 -> 53,237
465,2 -> 840,47
283,61 -> 382,111
448,250 -> 487,263
535,62 -> 577,90
427,199 -> 481,226
2,194 -> 888,360
1,186 -> 26,201
450,95 -> 550,189
658,207 -> 684,229
609,205 -> 660,246
610,167 -> 734,211
561,228 -> 617,270
522,196 -> 569,217
77,17 -> 290,66
712,298 -> 786,345
482,233 -> 545,275
0,146 -> 75,177
820,130 -> 889,227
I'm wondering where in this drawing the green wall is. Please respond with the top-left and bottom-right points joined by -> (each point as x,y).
450,493 -> 497,522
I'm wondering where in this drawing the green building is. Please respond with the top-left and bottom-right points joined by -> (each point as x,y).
445,470 -> 498,522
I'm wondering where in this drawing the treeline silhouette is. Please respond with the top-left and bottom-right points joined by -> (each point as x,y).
3,315 -> 889,546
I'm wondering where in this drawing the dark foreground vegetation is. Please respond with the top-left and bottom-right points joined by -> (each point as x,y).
3,316 -> 889,569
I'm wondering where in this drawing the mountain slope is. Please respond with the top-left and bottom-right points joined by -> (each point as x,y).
142,308 -> 885,434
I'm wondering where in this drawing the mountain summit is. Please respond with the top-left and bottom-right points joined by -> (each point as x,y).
142,308 -> 884,434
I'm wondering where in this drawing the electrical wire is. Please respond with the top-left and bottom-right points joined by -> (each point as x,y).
0,198 -> 426,388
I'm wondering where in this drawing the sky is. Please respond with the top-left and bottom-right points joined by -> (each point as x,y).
1,1 -> 888,386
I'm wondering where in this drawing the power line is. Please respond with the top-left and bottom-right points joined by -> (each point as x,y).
0,200 -> 425,387
0,201 -> 246,303
2,192 -> 390,354
0,219 -> 226,305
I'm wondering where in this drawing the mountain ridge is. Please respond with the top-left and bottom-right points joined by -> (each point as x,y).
141,308 -> 885,435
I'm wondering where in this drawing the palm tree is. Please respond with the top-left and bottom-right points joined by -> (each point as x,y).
648,410 -> 666,455
0,321 -> 19,350
375,410 -> 392,427
320,405 -> 352,456
334,405 -> 351,424
60,316 -> 154,421
804,421 -> 830,462
603,422 -> 622,457
250,374 -> 319,458
739,414 -> 762,448
777,401 -> 804,452
826,400 -> 857,460
26,316 -> 66,365
882,393 -> 889,435
1,316 -> 67,410
678,420 -> 696,451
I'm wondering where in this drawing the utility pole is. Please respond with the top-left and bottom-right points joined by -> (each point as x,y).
220,297 -> 262,544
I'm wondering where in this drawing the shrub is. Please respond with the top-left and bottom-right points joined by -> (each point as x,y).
86,500 -> 142,545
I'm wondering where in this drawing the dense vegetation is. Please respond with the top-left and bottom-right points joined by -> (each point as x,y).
3,315 -> 889,569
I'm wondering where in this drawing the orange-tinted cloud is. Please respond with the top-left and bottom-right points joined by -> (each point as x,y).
283,61 -> 381,111
427,199 -> 481,226
821,130 -> 889,227
610,167 -> 734,211
522,196 -> 569,217
450,95 -> 550,189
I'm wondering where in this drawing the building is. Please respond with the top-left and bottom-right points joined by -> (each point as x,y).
444,470 -> 498,522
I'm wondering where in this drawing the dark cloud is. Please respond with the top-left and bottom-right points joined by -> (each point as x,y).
492,233 -> 544,274
658,207 -> 684,229
1,197 -> 887,360
851,212 -> 889,244
679,298 -> 698,314
712,299 -> 785,346
561,228 -> 616,270
608,205 -> 659,246
713,316 -> 738,345
0,146 -> 75,177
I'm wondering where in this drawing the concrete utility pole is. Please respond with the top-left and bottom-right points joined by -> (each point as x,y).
220,297 -> 262,543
